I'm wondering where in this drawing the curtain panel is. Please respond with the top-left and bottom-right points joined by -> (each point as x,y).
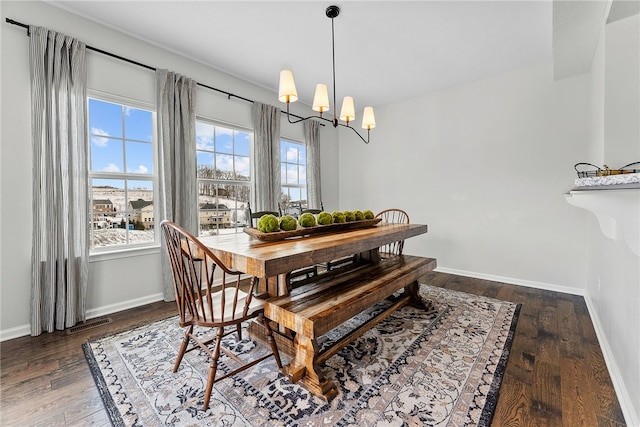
252,102 -> 281,212
29,26 -> 89,336
304,119 -> 322,210
156,69 -> 198,301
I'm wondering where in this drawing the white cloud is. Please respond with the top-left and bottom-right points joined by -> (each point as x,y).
196,135 -> 214,151
236,156 -> 250,176
216,126 -> 234,136
91,127 -> 110,147
287,147 -> 299,162
129,165 -> 149,174
216,154 -> 234,172
102,163 -> 120,172
124,106 -> 133,116
196,122 -> 214,150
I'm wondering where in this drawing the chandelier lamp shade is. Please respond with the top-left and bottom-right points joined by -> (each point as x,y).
278,5 -> 375,144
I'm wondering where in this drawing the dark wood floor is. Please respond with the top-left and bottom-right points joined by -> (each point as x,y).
0,272 -> 627,426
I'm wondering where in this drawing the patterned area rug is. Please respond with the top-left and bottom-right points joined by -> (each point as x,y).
83,284 -> 520,427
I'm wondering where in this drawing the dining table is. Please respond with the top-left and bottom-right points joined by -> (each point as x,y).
199,222 -> 432,398
198,222 -> 428,298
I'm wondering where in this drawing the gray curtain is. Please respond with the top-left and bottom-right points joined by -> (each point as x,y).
304,119 -> 322,209
29,26 -> 89,336
252,102 -> 281,212
156,69 -> 198,301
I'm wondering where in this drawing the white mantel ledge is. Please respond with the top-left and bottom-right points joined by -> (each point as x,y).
565,188 -> 640,256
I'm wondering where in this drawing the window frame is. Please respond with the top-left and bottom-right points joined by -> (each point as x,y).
280,137 -> 308,216
195,116 -> 253,236
87,90 -> 160,254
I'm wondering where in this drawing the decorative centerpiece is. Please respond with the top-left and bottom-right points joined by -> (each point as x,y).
244,210 -> 381,241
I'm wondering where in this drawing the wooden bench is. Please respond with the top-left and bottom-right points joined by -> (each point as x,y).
264,254 -> 437,401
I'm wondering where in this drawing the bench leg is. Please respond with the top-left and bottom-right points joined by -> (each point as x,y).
405,280 -> 437,313
282,334 -> 338,402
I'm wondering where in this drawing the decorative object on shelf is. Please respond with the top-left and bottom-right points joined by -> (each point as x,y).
244,218 -> 382,241
278,5 -> 376,144
574,161 -> 640,178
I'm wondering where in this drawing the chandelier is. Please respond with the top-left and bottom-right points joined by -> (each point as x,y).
278,5 -> 375,144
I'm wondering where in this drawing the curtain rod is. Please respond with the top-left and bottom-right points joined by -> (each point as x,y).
5,17 -> 318,124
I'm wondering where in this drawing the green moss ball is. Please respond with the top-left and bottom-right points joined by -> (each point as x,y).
363,210 -> 375,220
257,214 -> 280,233
317,211 -> 333,225
298,212 -> 317,227
353,210 -> 364,221
344,211 -> 356,222
279,215 -> 297,231
332,211 -> 346,223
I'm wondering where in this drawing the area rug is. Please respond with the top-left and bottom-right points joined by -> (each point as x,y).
83,283 -> 520,427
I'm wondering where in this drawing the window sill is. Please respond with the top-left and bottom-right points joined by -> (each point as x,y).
90,245 -> 161,262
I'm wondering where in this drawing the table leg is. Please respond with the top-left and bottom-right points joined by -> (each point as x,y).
282,334 -> 338,402
263,276 -> 279,297
277,273 -> 289,296
405,280 -> 437,313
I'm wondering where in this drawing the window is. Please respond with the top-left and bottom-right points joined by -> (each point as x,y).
280,139 -> 307,216
88,96 -> 157,250
196,120 -> 251,236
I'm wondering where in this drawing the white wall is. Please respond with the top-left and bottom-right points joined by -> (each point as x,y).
338,21 -> 639,421
584,14 -> 640,425
0,0 -> 339,338
588,18 -> 606,165
339,62 -> 589,291
604,14 -> 640,167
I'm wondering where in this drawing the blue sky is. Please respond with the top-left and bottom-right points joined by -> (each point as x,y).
89,98 -> 154,180
90,99 -> 307,194
196,122 -> 251,178
281,140 -> 306,185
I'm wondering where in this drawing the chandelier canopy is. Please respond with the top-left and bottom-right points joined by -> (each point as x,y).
278,5 -> 375,144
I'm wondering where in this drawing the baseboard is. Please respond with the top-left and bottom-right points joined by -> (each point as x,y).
583,294 -> 639,427
434,267 -> 586,296
0,324 -> 32,342
0,292 -> 165,342
84,292 -> 165,320
433,266 -> 638,426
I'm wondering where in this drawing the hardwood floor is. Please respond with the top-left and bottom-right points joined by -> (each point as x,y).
0,272 -> 627,426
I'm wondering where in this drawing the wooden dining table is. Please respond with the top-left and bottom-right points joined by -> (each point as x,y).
198,222 -> 428,297
199,222 -> 432,398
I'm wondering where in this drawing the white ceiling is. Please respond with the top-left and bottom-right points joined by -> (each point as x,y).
45,1 -> 553,109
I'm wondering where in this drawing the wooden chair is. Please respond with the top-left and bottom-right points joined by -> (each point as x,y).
247,203 -> 316,293
246,202 -> 280,227
301,201 -> 325,215
161,221 -> 282,410
375,208 -> 410,257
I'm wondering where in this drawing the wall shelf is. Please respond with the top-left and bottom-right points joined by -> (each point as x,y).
565,187 -> 640,256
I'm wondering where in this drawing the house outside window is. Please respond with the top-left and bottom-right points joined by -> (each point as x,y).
196,120 -> 251,236
280,139 -> 307,216
88,95 -> 157,250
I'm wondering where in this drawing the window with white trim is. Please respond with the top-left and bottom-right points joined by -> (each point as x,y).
280,139 -> 307,216
88,96 -> 157,250
196,120 -> 252,236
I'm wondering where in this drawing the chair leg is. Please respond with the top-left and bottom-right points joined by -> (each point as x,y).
173,325 -> 193,373
261,314 -> 282,368
203,327 -> 223,411
236,323 -> 242,341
